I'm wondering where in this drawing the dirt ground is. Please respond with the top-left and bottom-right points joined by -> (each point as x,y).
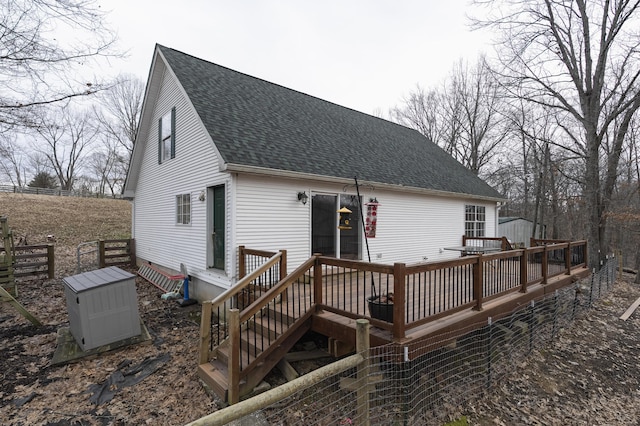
0,271 -> 221,425
464,273 -> 640,425
3,271 -> 640,426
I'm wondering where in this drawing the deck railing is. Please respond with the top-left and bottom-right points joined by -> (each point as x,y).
199,239 -> 588,394
199,249 -> 286,364
463,235 -> 513,250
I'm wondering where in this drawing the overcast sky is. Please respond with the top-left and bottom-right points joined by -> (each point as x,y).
99,1 -> 493,115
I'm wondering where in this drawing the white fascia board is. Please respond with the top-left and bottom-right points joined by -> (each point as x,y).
222,162 -> 506,203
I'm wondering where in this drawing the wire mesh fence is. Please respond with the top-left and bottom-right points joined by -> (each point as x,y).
252,257 -> 617,426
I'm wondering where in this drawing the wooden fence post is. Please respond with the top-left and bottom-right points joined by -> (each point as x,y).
392,263 -> 406,340
356,319 -> 371,426
228,308 -> 240,404
47,244 -> 55,279
129,239 -> 137,267
565,242 -> 572,275
98,240 -> 106,268
473,255 -> 484,310
199,301 -> 212,364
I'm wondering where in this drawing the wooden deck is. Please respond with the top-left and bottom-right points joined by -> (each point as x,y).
312,264 -> 589,355
198,241 -> 590,402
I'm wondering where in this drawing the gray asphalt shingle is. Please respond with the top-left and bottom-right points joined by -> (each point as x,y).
159,45 -> 503,200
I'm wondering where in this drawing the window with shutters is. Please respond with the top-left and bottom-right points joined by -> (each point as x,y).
159,108 -> 175,163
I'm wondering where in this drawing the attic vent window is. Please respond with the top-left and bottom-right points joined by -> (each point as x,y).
159,107 -> 176,163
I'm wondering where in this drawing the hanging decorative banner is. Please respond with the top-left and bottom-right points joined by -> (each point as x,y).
364,198 -> 380,238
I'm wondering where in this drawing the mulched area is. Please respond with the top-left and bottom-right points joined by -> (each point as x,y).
465,273 -> 640,425
0,272 -> 220,425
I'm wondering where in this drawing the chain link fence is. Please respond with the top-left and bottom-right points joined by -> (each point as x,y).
249,257 -> 617,426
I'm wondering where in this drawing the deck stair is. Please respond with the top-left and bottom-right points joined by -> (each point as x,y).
201,305 -> 311,401
137,263 -> 184,294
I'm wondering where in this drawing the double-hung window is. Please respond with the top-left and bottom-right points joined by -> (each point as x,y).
465,205 -> 485,237
176,194 -> 191,225
159,107 -> 176,163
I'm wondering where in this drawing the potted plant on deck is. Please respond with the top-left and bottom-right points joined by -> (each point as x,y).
367,291 -> 394,323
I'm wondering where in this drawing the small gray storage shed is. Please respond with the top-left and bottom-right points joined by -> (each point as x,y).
498,217 -> 546,248
63,266 -> 140,351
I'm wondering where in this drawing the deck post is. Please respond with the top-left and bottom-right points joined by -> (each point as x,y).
565,242 -> 572,275
47,244 -> 55,279
392,263 -> 406,340
228,308 -> 240,404
279,250 -> 287,281
199,301 -> 212,364
356,319 -> 371,426
238,246 -> 246,279
520,249 -> 527,293
473,255 -> 484,311
279,249 -> 287,299
313,255 -> 323,306
541,245 -> 549,284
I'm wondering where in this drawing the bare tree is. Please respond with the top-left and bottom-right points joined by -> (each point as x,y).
32,106 -> 99,190
442,58 -> 508,175
0,0 -> 119,130
88,138 -> 127,196
392,57 -> 508,176
473,0 -> 640,267
0,133 -> 26,186
96,74 -> 145,160
390,85 -> 443,144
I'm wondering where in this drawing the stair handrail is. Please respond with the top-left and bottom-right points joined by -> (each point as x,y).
239,256 -> 316,323
231,256 -> 317,399
199,251 -> 282,364
210,251 -> 282,311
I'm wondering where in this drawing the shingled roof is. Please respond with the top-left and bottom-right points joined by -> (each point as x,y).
158,45 -> 503,200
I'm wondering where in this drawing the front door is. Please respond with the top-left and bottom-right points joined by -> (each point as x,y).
208,185 -> 225,270
311,194 -> 361,259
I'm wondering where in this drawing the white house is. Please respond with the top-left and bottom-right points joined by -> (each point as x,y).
124,45 -> 504,301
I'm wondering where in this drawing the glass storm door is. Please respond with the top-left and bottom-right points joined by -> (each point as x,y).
208,185 -> 225,270
311,194 -> 360,259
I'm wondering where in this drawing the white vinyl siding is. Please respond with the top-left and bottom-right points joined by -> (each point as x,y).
234,175 -> 497,268
132,66 -> 230,289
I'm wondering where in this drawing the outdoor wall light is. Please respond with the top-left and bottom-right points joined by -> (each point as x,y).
297,191 -> 308,205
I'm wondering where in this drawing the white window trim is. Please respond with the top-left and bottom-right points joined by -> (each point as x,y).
176,193 -> 191,225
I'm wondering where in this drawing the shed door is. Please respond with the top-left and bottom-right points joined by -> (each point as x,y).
311,194 -> 360,260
